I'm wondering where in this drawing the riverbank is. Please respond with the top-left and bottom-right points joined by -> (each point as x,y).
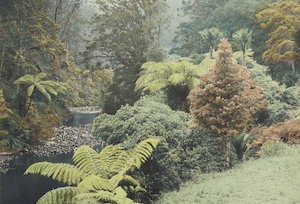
0,124 -> 100,173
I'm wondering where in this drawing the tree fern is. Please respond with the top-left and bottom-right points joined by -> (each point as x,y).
36,187 -> 78,204
24,162 -> 86,185
14,72 -> 66,114
24,138 -> 159,203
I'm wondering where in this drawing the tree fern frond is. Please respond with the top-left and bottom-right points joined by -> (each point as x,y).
24,162 -> 86,185
73,190 -> 134,204
27,85 -> 35,97
43,85 -> 58,96
35,72 -> 47,81
132,138 -> 159,168
36,187 -> 77,204
168,73 -> 185,85
14,74 -> 34,84
35,84 -> 51,101
122,175 -> 140,187
73,145 -> 104,176
77,175 -> 114,193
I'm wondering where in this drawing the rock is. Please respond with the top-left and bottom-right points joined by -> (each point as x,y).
0,124 -> 100,173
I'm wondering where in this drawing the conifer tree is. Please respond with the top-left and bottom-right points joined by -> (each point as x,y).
188,38 -> 267,166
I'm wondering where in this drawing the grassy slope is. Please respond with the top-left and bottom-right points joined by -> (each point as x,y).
157,146 -> 300,204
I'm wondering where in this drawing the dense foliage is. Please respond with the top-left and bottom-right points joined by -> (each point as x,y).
25,138 -> 159,204
93,96 -> 225,201
256,1 -> 300,73
135,61 -> 207,110
87,0 -> 169,113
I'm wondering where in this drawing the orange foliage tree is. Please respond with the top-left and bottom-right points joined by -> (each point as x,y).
188,38 -> 267,166
256,1 -> 300,72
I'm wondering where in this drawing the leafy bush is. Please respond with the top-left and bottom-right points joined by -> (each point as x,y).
251,119 -> 300,148
257,141 -> 297,158
181,127 -> 224,174
282,85 -> 300,107
93,98 -> 190,196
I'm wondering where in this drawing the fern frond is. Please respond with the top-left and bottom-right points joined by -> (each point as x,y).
98,145 -> 130,175
73,145 -> 104,176
77,175 -> 114,193
123,175 -> 140,187
24,162 -> 86,185
168,73 -> 185,85
73,190 -> 134,204
132,138 -> 159,168
36,187 -> 77,204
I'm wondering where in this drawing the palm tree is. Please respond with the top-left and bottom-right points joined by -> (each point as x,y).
14,72 -> 66,115
135,61 -> 204,110
24,138 -> 158,204
199,27 -> 223,59
232,28 -> 252,66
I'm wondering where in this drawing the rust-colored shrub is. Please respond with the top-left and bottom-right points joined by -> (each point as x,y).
188,38 -> 267,138
252,119 -> 300,147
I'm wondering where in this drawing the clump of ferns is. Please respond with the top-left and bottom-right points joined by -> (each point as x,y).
24,138 -> 159,204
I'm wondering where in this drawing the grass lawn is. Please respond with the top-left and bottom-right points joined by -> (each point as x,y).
156,145 -> 300,204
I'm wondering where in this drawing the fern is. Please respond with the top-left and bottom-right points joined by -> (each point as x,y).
73,189 -> 134,204
24,162 -> 86,185
77,175 -> 114,193
36,187 -> 77,204
24,138 -> 159,203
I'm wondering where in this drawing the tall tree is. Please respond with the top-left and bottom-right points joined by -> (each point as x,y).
174,0 -> 282,60
135,61 -> 204,110
14,72 -> 66,115
231,28 -> 252,66
188,38 -> 267,166
87,0 -> 168,113
256,1 -> 300,72
199,27 -> 223,58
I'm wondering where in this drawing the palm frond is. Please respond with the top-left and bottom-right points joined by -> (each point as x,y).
36,187 -> 77,204
24,162 -> 86,185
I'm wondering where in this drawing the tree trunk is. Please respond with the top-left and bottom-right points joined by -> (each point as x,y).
223,137 -> 232,168
291,61 -> 295,73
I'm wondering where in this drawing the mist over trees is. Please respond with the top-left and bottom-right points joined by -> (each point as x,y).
1,1 -> 300,203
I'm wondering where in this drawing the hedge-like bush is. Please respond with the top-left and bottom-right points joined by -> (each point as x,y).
93,97 -> 224,201
93,98 -> 190,196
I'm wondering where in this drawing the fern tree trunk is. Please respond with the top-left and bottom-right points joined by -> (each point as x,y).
26,88 -> 35,116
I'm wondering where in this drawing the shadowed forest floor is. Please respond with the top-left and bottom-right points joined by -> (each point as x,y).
157,145 -> 300,204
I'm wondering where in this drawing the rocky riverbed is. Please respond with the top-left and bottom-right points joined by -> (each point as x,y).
0,124 -> 100,173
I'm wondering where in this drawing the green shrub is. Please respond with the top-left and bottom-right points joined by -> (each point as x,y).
258,141 -> 297,158
93,99 -> 190,196
181,127 -> 224,174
